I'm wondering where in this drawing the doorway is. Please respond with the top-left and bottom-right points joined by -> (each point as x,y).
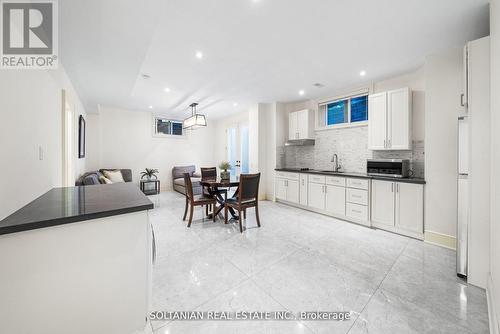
62,90 -> 75,187
226,122 -> 249,176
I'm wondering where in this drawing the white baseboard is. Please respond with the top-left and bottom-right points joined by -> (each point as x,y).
488,273 -> 500,334
424,230 -> 456,250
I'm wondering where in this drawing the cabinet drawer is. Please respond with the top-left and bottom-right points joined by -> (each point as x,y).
308,174 -> 326,184
346,203 -> 369,221
347,188 -> 368,205
276,172 -> 299,180
326,176 -> 346,187
346,178 -> 369,190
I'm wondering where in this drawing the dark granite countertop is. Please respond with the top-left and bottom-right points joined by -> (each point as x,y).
275,168 -> 426,185
0,183 -> 154,235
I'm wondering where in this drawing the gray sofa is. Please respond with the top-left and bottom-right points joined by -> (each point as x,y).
75,169 -> 133,186
172,165 -> 202,195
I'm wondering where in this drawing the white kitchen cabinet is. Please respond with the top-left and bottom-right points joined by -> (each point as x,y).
299,174 -> 308,206
368,92 -> 387,150
289,109 -> 313,140
325,185 -> 346,216
289,112 -> 298,140
371,179 -> 424,238
308,182 -> 325,210
395,182 -> 423,235
371,180 -> 395,228
368,88 -> 412,150
275,173 -> 299,204
388,88 -> 412,149
275,178 -> 287,201
287,180 -> 300,204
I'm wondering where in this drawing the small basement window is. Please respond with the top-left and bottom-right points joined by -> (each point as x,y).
154,117 -> 183,136
319,93 -> 369,128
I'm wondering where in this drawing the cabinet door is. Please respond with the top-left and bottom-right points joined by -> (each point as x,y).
371,180 -> 395,228
325,185 -> 346,216
388,88 -> 411,150
368,92 -> 387,150
286,180 -> 300,204
299,174 -> 308,206
297,109 -> 309,139
395,182 -> 423,234
289,112 -> 298,140
308,182 -> 325,210
275,178 -> 287,201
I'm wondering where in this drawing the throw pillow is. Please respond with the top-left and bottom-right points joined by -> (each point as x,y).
103,170 -> 125,183
99,176 -> 113,184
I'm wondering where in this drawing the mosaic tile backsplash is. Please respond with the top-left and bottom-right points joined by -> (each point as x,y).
277,126 -> 425,178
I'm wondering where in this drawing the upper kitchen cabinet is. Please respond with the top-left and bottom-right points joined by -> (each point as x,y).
288,109 -> 314,140
368,87 -> 412,150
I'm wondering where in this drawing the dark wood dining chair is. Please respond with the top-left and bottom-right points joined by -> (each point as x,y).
183,173 -> 216,227
224,173 -> 261,233
201,167 -> 227,216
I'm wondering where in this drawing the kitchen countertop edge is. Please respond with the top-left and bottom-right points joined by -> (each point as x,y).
275,168 -> 426,184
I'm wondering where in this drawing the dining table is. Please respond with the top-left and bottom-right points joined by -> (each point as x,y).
200,176 -> 240,220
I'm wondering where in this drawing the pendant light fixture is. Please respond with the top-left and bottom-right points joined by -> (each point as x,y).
182,103 -> 207,129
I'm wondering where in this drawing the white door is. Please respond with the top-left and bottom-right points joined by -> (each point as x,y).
325,185 -> 346,216
368,92 -> 387,150
395,182 -> 423,234
371,180 -> 395,228
299,174 -> 308,206
308,182 -> 325,210
275,178 -> 287,201
388,88 -> 411,149
297,110 -> 309,139
289,111 -> 298,140
227,122 -> 250,176
287,180 -> 300,204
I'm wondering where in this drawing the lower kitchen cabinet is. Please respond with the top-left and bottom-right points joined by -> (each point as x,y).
371,179 -> 424,239
275,173 -> 300,204
299,174 -> 308,206
325,185 -> 346,216
308,182 -> 325,210
371,180 -> 395,229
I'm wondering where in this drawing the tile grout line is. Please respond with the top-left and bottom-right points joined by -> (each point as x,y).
344,238 -> 411,334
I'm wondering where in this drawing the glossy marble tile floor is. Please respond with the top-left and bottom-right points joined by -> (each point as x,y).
140,191 -> 488,334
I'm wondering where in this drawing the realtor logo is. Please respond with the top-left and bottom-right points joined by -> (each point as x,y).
1,0 -> 58,69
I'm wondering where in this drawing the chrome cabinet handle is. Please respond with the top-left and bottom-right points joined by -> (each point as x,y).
151,225 -> 157,265
384,139 -> 386,148
391,183 -> 394,192
461,94 -> 466,107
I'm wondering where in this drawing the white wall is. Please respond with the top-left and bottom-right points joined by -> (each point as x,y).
424,47 -> 464,245
89,107 -> 216,190
490,1 -> 500,333
467,36 -> 490,289
0,66 -> 87,220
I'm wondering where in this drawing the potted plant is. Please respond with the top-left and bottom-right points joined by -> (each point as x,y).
219,162 -> 231,180
140,168 -> 159,180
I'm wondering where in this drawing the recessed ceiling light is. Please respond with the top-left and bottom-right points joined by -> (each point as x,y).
233,102 -> 238,107
148,105 -> 153,109
164,87 -> 171,93
299,90 -> 305,96
360,70 -> 366,76
195,51 -> 203,59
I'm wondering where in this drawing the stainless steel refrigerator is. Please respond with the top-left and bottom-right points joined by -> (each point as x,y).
456,116 -> 469,278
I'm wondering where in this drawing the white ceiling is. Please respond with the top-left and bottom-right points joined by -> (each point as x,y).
60,0 -> 489,119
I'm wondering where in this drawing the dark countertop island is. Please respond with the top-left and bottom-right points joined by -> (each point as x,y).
0,183 -> 154,235
275,168 -> 426,185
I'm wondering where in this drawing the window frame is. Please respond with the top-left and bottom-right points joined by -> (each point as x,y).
152,116 -> 185,138
316,88 -> 370,130
324,93 -> 368,128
